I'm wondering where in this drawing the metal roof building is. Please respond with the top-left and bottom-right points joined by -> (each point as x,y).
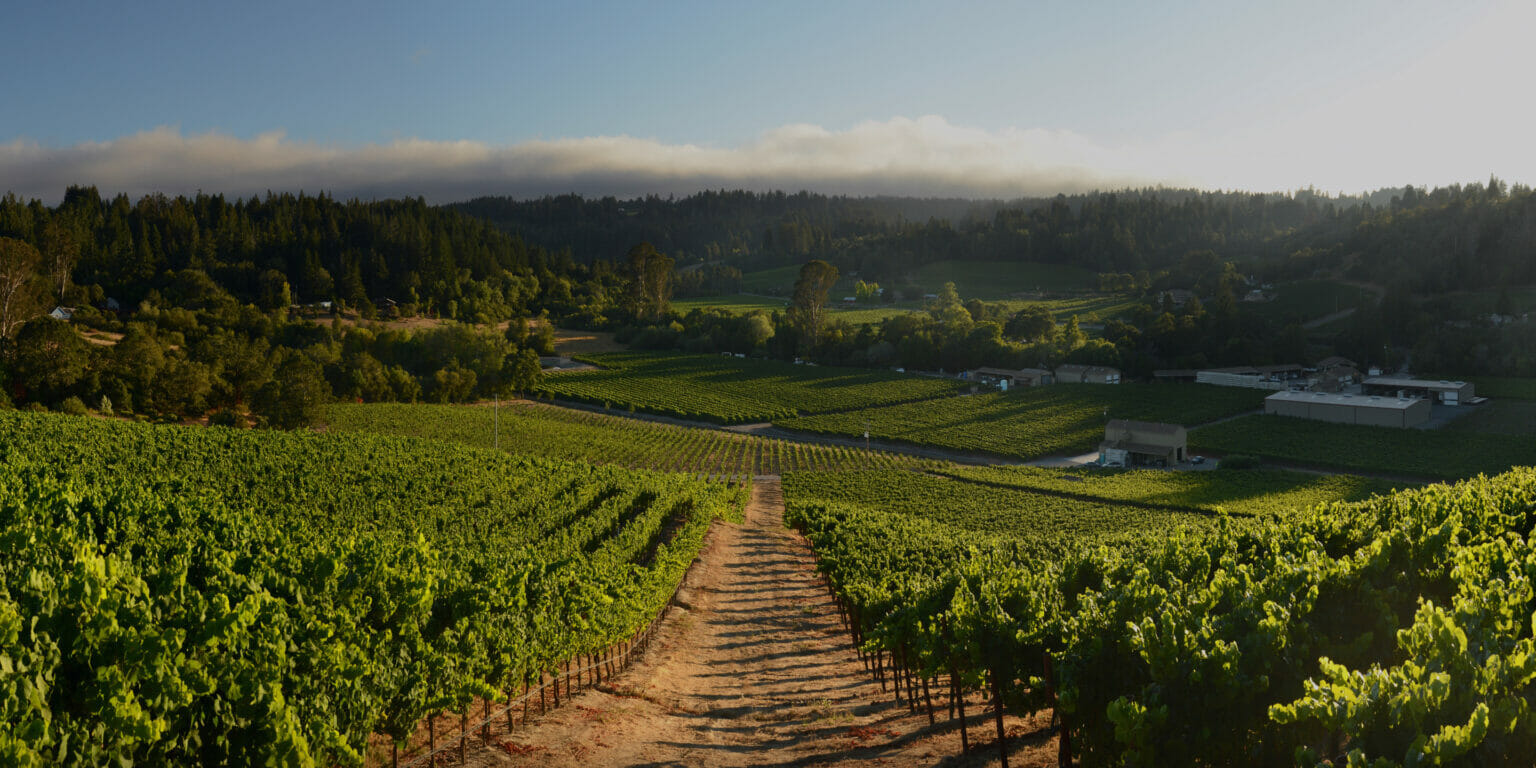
1361,377 -> 1475,405
1264,390 -> 1431,428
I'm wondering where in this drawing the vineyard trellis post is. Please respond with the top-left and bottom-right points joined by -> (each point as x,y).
1044,652 -> 1072,767
951,664 -> 968,754
991,665 -> 1009,768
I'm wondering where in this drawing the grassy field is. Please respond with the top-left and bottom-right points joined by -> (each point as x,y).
1442,287 -> 1536,317
820,293 -> 1136,327
1461,376 -> 1536,400
536,351 -> 966,423
742,259 -> 1102,300
1191,413 -> 1536,480
322,401 -> 940,475
1241,280 -> 1376,324
1442,399 -> 1536,435
672,294 -> 789,315
910,259 -> 1100,297
738,264 -> 857,294
776,383 -> 1268,460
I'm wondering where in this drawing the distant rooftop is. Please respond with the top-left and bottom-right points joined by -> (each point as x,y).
1362,376 -> 1469,391
1266,390 -> 1424,411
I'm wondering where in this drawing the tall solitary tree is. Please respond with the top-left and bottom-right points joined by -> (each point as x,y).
625,242 -> 674,321
0,237 -> 44,342
789,259 -> 839,352
41,221 -> 79,302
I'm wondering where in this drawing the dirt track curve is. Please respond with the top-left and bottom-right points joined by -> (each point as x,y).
459,476 -> 1054,768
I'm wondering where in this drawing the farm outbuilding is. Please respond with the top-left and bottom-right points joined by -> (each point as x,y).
1099,419 -> 1187,467
1196,367 -> 1283,390
1056,364 -> 1121,384
1361,376 -> 1475,406
1264,391 -> 1431,428
969,367 -> 1053,388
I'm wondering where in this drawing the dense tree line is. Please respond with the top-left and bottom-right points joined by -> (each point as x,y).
453,187 -> 1402,282
582,181 -> 1536,378
5,179 -> 1536,420
0,189 -> 558,424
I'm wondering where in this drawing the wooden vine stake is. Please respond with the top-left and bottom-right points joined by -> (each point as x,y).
952,665 -> 968,754
992,665 -> 1009,768
1043,652 -> 1072,767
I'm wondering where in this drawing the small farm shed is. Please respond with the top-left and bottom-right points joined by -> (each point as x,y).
1099,419 -> 1187,467
1056,364 -> 1121,384
1264,390 -> 1431,428
1361,376 -> 1475,406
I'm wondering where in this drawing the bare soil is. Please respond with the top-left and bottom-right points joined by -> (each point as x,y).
452,477 -> 1057,768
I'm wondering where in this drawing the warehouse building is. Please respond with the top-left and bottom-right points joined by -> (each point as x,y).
1264,391 -> 1431,428
1361,376 -> 1475,405
1056,364 -> 1121,384
1099,419 -> 1187,467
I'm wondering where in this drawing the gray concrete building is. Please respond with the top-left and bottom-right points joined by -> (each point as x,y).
1264,390 -> 1431,428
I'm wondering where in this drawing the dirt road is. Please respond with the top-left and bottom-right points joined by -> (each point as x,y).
458,477 -> 1052,768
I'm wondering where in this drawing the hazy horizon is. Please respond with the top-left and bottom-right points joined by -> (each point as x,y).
5,0 -> 1532,204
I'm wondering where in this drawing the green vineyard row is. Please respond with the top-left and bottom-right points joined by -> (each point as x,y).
786,468 -> 1536,765
1190,414 -> 1536,480
775,384 -> 1268,461
937,464 -> 1402,518
0,412 -> 743,766
322,401 -> 941,475
534,351 -> 964,424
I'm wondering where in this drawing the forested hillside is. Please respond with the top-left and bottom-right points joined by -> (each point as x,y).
5,180 -> 1536,425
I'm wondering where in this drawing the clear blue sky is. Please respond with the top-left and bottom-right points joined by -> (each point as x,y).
2,0 -> 1528,201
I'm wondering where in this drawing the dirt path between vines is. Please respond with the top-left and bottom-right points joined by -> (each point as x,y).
459,476 -> 1054,768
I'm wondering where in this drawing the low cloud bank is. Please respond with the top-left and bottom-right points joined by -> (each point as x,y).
1,117 -> 1186,204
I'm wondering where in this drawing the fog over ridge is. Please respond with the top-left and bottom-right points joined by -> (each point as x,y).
1,117 -> 1184,204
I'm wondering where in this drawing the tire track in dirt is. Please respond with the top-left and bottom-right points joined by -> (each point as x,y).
462,476 -> 1053,768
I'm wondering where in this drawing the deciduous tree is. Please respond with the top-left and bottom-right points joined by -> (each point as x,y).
0,237 -> 43,341
625,242 -> 674,321
11,316 -> 92,404
41,221 -> 78,302
789,260 -> 838,352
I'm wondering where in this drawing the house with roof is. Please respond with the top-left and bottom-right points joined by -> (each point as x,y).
1099,420 -> 1188,467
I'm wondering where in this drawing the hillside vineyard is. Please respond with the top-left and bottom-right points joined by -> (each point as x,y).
0,412 -> 743,765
